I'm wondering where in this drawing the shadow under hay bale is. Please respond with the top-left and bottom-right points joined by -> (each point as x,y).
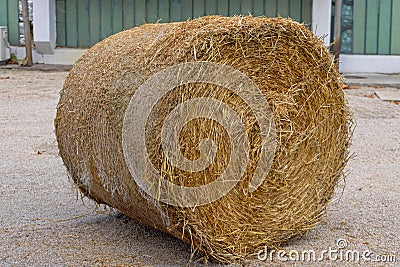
55,15 -> 352,263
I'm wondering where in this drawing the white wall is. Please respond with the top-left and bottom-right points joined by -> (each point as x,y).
33,0 -> 56,54
340,55 -> 400,73
312,0 -> 332,47
12,46 -> 86,65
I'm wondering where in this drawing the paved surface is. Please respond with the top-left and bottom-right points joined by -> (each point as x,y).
374,89 -> 400,102
0,69 -> 399,266
345,73 -> 400,88
0,64 -> 73,72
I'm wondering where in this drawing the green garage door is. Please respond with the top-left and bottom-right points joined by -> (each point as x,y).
56,0 -> 313,48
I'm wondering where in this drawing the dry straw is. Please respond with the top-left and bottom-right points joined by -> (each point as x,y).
55,16 -> 352,263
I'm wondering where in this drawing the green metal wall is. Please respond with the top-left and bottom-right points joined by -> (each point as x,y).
353,0 -> 400,55
340,0 -> 400,55
55,0 -> 313,48
0,0 -> 19,46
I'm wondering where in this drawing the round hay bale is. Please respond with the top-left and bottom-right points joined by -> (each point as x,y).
55,16 -> 351,263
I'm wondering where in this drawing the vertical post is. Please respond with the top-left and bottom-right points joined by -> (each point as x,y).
33,0 -> 57,54
22,0 -> 33,66
333,0 -> 342,61
312,0 -> 332,47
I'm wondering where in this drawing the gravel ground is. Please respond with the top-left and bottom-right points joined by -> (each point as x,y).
0,69 -> 399,267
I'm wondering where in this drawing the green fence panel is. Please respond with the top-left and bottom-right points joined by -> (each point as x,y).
8,0 -> 18,45
392,0 -> 400,54
123,0 -> 134,28
78,0 -> 90,47
181,0 -> 193,21
56,0 -> 66,47
289,0 -> 302,22
241,0 -> 253,15
228,0 -> 240,16
0,0 -> 8,29
157,0 -> 169,22
348,0 -> 400,55
56,0 -> 313,48
301,0 -> 312,24
171,0 -> 182,22
277,0 -> 290,17
252,0 -> 264,16
100,0 -> 112,40
134,0 -> 146,25
0,0 -> 19,46
352,0 -> 365,53
264,0 -> 277,18
65,0 -> 78,47
112,0 -> 123,32
217,0 -> 229,16
377,0 -> 391,54
89,0 -> 101,46
146,0 -> 158,23
206,0 -> 218,15
365,0 -> 379,54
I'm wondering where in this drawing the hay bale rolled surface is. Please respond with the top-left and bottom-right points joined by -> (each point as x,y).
55,16 -> 351,262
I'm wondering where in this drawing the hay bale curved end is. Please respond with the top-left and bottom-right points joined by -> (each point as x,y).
55,16 -> 351,263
